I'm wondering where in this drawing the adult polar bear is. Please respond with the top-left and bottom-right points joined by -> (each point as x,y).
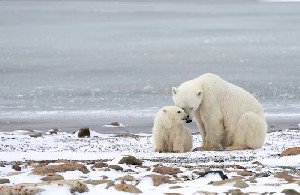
172,73 -> 267,151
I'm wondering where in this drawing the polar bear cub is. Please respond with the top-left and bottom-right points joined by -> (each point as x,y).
152,106 -> 193,153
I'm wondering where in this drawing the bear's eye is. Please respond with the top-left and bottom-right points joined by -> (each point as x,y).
177,111 -> 181,113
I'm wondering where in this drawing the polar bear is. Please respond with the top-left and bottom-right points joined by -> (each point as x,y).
172,73 -> 267,151
152,106 -> 193,153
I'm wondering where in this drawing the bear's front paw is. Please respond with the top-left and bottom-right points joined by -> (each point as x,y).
173,149 -> 184,153
154,148 -> 163,153
192,147 -> 204,152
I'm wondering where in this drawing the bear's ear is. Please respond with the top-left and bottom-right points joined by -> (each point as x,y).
162,109 -> 167,113
197,91 -> 202,97
172,87 -> 177,95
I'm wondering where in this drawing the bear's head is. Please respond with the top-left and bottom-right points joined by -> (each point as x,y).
155,106 -> 188,128
172,84 -> 203,123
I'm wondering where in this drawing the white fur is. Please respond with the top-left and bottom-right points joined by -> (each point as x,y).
172,73 -> 267,151
152,106 -> 193,153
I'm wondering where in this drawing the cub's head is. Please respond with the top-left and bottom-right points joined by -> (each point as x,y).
172,84 -> 203,123
155,106 -> 187,128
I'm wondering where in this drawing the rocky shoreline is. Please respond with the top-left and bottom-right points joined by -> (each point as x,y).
0,129 -> 299,194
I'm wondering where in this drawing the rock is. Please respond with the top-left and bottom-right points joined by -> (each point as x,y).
280,147 -> 300,157
115,184 -> 142,193
0,185 -> 43,195
210,177 -> 248,188
29,133 -> 43,138
12,164 -> 21,171
252,161 -> 262,166
116,175 -> 135,181
0,179 -> 10,184
7,172 -> 24,176
41,174 -> 64,181
255,172 -> 270,177
234,165 -> 245,170
165,193 -> 183,195
55,160 -> 69,164
101,175 -> 108,179
245,177 -> 257,183
169,186 -> 183,189
49,128 -> 59,134
110,122 -> 121,126
145,174 -> 171,186
227,189 -> 248,195
118,155 -> 142,166
124,169 -> 135,173
197,171 -> 228,180
275,172 -> 295,182
108,165 -> 123,171
153,167 -> 182,175
282,189 -> 300,195
234,179 -> 249,188
236,171 -> 253,176
194,191 -> 217,195
32,163 -> 89,175
69,180 -> 89,193
92,162 -> 108,168
85,180 -> 114,187
78,127 -> 90,138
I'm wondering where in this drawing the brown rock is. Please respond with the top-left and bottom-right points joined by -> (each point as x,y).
7,172 -> 24,176
227,189 -> 248,195
85,179 -> 114,189
49,128 -> 59,134
145,174 -> 171,186
245,177 -> 257,183
29,133 -> 43,138
116,175 -> 135,181
0,185 -> 43,195
119,156 -> 142,166
194,191 -> 217,195
275,172 -> 295,182
210,177 -> 248,188
0,180 -> 89,195
280,147 -> 300,157
115,184 -> 142,193
252,161 -> 263,166
153,167 -> 182,175
32,163 -> 89,175
12,164 -> 21,171
92,162 -> 108,168
110,122 -> 121,126
55,160 -> 69,164
41,174 -> 64,181
282,189 -> 299,195
236,171 -> 253,176
0,179 -> 10,184
108,165 -> 123,171
234,180 -> 249,188
169,186 -> 183,189
78,127 -> 90,138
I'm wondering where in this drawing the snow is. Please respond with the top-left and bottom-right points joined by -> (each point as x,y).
0,129 -> 299,194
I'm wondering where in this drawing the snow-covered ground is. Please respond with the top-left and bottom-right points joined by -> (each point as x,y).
0,129 -> 299,194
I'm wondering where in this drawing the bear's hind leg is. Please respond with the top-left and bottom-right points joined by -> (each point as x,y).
226,112 -> 267,150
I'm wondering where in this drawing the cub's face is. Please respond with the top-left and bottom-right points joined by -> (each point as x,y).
162,106 -> 187,125
172,87 -> 203,123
